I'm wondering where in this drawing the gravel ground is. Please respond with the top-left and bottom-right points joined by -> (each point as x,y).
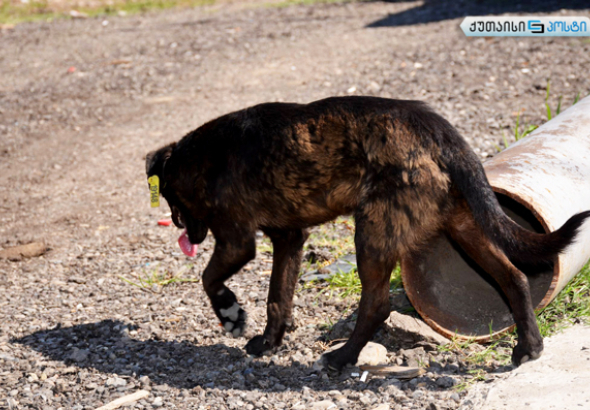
1,0 -> 590,409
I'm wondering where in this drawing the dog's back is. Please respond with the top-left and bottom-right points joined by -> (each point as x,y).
172,97 -> 457,244
163,96 -> 589,262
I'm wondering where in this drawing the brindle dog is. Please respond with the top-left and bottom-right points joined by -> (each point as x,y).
146,96 -> 589,371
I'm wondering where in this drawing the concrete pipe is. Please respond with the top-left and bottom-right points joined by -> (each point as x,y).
401,95 -> 590,340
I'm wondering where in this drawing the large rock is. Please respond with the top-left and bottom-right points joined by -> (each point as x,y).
326,341 -> 388,366
329,311 -> 450,347
384,312 -> 450,346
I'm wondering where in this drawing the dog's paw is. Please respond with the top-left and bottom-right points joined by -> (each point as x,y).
321,349 -> 352,373
285,318 -> 297,333
219,305 -> 247,338
214,288 -> 247,338
512,341 -> 544,366
245,335 -> 273,356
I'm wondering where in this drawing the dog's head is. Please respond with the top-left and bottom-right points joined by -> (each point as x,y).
145,143 -> 209,248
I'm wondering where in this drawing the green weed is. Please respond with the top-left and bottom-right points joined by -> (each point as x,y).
323,265 -> 361,299
0,0 -> 347,25
0,0 -> 214,25
0,1 -> 55,25
454,369 -> 487,392
256,236 -> 273,254
545,79 -> 562,121
258,216 -> 354,263
300,216 -> 401,299
497,110 -> 538,151
543,79 -> 582,121
258,216 -> 355,268
438,261 -> 590,372
270,0 -> 343,8
119,263 -> 199,292
513,110 -> 538,141
496,110 -> 537,151
318,315 -> 335,332
536,261 -> 590,337
573,92 -> 581,105
497,80 -> 585,151
437,334 -> 477,354
490,81 -> 590,357
311,264 -> 403,299
304,216 -> 355,258
465,337 -> 513,367
439,325 -> 512,369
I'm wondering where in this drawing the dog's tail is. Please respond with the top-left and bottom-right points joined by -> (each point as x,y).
415,105 -> 590,268
448,139 -> 589,268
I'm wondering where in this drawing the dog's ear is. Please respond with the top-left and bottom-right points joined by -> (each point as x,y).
146,142 -> 176,178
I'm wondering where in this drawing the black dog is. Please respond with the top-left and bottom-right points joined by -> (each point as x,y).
146,96 -> 589,371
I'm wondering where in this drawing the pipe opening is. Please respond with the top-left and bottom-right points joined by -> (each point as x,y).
495,192 -> 554,310
402,192 -> 554,338
496,193 -> 546,235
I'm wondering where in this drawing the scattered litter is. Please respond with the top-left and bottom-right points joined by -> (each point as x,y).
94,390 -> 149,410
359,364 -> 425,379
359,371 -> 369,382
104,60 -> 132,67
157,219 -> 172,226
351,372 -> 360,377
67,66 -> 76,73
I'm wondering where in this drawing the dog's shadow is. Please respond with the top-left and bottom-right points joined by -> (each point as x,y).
13,319 -> 269,390
13,316 -> 511,392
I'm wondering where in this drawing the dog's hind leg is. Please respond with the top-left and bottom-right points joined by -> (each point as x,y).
245,228 -> 309,356
202,228 -> 256,338
448,204 -> 543,365
322,213 -> 397,371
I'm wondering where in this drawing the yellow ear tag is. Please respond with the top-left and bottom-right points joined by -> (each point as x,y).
148,175 -> 160,208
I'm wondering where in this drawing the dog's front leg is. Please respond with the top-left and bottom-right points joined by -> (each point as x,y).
245,228 -> 309,356
202,235 -> 256,338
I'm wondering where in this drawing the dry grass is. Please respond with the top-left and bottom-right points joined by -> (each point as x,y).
0,0 -> 343,25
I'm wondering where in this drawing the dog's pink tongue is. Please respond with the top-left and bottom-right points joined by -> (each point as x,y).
178,230 -> 198,257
